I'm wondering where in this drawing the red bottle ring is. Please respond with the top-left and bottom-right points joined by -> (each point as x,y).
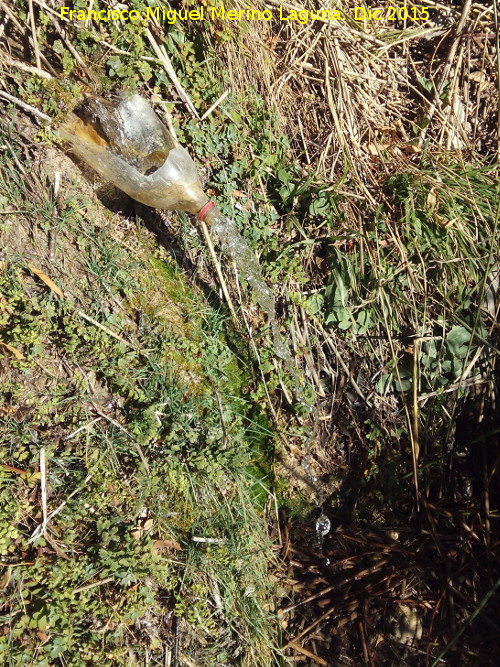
197,201 -> 216,222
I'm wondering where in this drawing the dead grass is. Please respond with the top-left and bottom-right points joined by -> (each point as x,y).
223,0 -> 498,180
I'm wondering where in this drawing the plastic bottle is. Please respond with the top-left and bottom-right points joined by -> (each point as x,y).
59,93 -> 210,216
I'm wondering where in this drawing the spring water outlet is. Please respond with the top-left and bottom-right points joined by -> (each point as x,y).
59,92 -> 307,401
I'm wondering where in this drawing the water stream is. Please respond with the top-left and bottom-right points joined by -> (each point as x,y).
211,214 -> 286,356
211,212 -> 311,409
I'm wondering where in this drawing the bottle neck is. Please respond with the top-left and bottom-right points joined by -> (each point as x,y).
198,202 -> 221,226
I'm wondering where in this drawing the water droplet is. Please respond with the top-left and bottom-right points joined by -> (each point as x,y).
316,514 -> 331,538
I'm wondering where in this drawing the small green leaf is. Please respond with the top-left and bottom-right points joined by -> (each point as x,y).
446,326 -> 470,359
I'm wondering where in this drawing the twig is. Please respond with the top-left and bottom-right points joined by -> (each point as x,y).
47,12 -> 93,80
192,536 -> 226,544
39,447 -> 48,537
172,615 -> 179,667
146,28 -> 199,118
411,339 -> 420,499
0,90 -> 50,122
156,98 -> 179,145
198,220 -> 239,327
49,170 -> 60,260
287,641 -> 328,666
417,374 -> 486,401
281,560 -> 389,613
0,12 -> 7,41
200,89 -> 230,121
283,605 -> 336,648
73,576 -> 114,594
64,417 -> 102,441
0,464 -> 27,475
1,54 -> 52,80
360,618 -> 375,667
28,0 -> 41,70
77,310 -> 135,348
29,474 -> 92,543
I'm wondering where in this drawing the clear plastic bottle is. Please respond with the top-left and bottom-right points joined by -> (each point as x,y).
58,93 -> 209,214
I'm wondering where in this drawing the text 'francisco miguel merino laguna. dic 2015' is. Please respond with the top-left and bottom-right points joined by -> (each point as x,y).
60,5 -> 432,25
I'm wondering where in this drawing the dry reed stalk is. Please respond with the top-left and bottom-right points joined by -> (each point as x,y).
287,640 -> 328,666
145,27 -> 199,119
222,0 -> 497,190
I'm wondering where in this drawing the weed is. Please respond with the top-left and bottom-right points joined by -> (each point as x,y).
0,122 -> 279,664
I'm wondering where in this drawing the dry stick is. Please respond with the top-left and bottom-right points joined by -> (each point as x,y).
282,559 -> 389,614
192,536 -> 226,544
359,620 -> 371,667
146,28 -> 199,119
47,13 -> 93,81
31,0 -> 61,19
172,615 -> 179,667
283,605 -> 337,649
73,576 -> 114,594
39,447 -> 48,536
411,339 -> 420,496
297,113 -> 310,164
1,464 -> 27,475
200,88 -> 230,121
29,474 -> 92,543
418,374 -> 486,402
98,39 -> 156,62
0,90 -> 50,122
85,0 -> 95,29
1,54 -> 52,80
286,641 -> 328,667
495,0 -> 500,160
0,0 -> 25,33
77,310 -> 135,348
0,12 -> 7,41
157,99 -> 179,145
198,220 -> 239,327
418,0 -> 473,147
442,46 -> 468,151
376,26 -> 444,54
65,417 -> 102,441
28,0 -> 41,70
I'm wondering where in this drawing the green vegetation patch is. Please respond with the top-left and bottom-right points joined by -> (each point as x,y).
0,126 -> 278,665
